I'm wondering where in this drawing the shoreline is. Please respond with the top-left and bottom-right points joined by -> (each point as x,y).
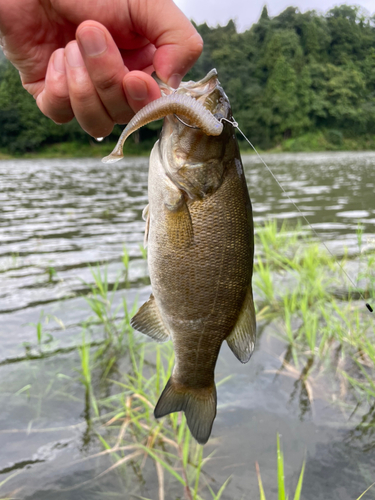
1,132 -> 375,160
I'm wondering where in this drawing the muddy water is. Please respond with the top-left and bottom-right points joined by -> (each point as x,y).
0,152 -> 374,499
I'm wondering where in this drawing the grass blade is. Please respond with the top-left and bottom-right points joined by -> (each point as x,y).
277,434 -> 286,500
293,461 -> 305,500
256,462 -> 267,500
356,482 -> 375,500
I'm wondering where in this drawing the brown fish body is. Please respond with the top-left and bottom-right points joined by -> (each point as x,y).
109,70 -> 256,444
148,126 -> 254,385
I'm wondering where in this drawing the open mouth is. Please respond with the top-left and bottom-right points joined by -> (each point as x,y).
102,70 -> 228,164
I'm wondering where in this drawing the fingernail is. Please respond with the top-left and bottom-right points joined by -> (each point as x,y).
53,50 -> 65,74
126,77 -> 148,101
168,73 -> 182,89
79,27 -> 107,57
66,42 -> 84,68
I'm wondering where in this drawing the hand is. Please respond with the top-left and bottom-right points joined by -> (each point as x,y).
0,0 -> 203,137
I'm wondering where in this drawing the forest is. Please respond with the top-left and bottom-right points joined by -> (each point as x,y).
0,4 -> 374,154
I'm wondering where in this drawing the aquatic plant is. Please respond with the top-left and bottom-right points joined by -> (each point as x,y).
256,434 -> 305,500
0,471 -> 23,500
13,221 -> 373,498
254,219 -> 375,412
80,280 -> 232,499
69,221 -> 374,498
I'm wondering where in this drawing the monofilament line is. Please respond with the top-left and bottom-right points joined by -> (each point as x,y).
233,122 -> 373,314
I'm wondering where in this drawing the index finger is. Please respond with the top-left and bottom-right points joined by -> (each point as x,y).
129,0 -> 203,87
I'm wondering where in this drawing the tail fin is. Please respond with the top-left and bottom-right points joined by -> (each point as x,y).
154,377 -> 217,445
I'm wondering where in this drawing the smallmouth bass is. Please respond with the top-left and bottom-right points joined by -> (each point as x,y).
103,69 -> 256,444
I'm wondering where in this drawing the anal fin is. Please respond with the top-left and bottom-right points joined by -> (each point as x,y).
226,286 -> 256,363
131,294 -> 169,343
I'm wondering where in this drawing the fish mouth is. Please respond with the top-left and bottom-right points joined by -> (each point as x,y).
102,70 -> 229,164
154,69 -> 231,122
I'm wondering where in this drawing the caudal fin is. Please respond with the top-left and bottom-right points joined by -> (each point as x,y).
154,378 -> 217,445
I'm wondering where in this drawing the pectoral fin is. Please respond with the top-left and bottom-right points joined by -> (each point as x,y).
226,287 -> 256,363
131,294 -> 169,343
163,179 -> 193,248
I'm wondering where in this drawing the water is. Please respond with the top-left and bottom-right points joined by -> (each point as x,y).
0,152 -> 374,499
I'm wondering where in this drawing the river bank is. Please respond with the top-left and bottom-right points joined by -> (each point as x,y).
1,132 -> 375,160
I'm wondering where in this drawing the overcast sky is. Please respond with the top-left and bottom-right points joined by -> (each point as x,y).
174,0 -> 374,32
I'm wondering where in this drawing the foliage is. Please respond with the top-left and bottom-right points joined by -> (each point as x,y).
188,5 -> 375,149
1,4 -> 375,154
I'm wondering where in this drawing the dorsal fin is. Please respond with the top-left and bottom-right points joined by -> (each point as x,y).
131,294 -> 170,343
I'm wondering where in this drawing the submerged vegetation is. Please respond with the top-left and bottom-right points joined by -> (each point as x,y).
254,220 -> 375,412
0,4 -> 375,155
2,221 -> 374,499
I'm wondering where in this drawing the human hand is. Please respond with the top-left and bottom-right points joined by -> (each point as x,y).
0,0 -> 203,138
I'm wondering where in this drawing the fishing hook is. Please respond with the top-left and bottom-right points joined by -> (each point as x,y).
173,115 -> 238,130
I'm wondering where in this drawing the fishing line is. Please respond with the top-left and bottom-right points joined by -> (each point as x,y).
221,117 -> 373,314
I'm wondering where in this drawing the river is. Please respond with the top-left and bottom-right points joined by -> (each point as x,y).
0,151 -> 374,499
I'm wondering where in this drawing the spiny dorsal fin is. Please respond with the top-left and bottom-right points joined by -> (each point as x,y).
154,377 -> 217,445
131,294 -> 169,343
226,286 -> 256,363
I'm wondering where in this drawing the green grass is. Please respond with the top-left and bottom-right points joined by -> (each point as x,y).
15,220 -> 374,499
254,219 -> 375,406
256,435 -> 374,500
75,221 -> 374,498
0,138 -> 155,159
1,131 -> 374,160
256,434 -> 305,500
239,131 -> 375,154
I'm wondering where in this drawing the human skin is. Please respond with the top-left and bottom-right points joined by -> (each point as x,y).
0,0 -> 203,138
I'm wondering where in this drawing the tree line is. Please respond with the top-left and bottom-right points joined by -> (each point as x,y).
0,4 -> 374,153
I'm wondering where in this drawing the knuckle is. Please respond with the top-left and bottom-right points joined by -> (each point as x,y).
49,87 -> 71,108
94,72 -> 121,94
70,81 -> 94,104
184,32 -> 204,62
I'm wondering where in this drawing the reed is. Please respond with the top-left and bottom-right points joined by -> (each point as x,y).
256,434 -> 305,500
255,219 -> 375,408
42,219 -> 374,498
81,283 -> 231,499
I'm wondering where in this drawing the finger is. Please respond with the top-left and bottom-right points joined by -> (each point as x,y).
123,71 -> 161,114
36,49 -> 74,124
76,21 -> 133,124
129,0 -> 203,87
120,44 -> 156,72
65,41 -> 114,137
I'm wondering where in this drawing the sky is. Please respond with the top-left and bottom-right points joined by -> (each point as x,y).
174,0 -> 375,32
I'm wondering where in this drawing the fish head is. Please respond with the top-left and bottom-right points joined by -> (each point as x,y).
154,68 -> 232,126
153,69 -> 238,199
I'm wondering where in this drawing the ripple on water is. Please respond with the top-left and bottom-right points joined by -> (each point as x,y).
0,153 -> 375,499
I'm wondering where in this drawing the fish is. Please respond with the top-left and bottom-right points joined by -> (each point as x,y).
102,69 -> 256,445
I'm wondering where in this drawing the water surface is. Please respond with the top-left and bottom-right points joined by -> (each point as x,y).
0,152 -> 374,499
